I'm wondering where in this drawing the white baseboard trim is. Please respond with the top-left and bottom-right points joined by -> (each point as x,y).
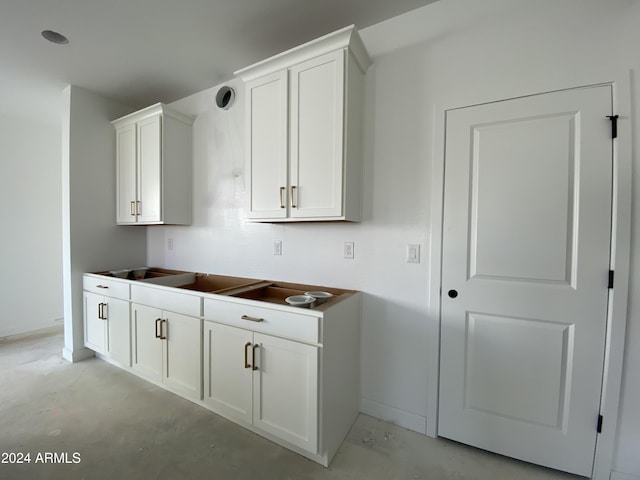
361,397 -> 427,435
0,321 -> 63,339
611,472 -> 640,480
62,346 -> 95,363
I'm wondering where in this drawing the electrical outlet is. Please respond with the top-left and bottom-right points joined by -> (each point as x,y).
167,238 -> 174,251
274,240 -> 282,256
407,244 -> 420,263
344,242 -> 354,259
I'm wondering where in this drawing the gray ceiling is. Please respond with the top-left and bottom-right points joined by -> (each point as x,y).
0,0 -> 438,124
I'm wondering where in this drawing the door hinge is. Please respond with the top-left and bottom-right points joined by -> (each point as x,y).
608,270 -> 614,289
607,115 -> 619,139
597,414 -> 603,433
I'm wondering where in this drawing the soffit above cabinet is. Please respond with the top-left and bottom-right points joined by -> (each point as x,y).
234,25 -> 372,82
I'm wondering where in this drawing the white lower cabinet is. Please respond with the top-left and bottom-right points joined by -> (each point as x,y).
132,303 -> 202,401
252,332 -> 318,453
84,271 -> 360,467
203,322 -> 253,423
84,292 -> 107,353
204,321 -> 318,453
107,298 -> 131,366
83,291 -> 131,366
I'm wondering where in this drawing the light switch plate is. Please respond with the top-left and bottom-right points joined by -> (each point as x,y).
274,240 -> 282,256
407,244 -> 420,263
344,242 -> 354,259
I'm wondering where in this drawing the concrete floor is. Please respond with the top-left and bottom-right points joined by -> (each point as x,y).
0,327 -> 583,480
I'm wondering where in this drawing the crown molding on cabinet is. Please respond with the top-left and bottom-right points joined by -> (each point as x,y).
234,24 -> 372,82
111,102 -> 194,127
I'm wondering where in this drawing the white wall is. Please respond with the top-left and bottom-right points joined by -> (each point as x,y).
61,86 -> 147,361
363,0 -> 640,477
149,76 -> 431,430
0,114 -> 63,337
362,1 -> 640,477
146,0 -> 640,477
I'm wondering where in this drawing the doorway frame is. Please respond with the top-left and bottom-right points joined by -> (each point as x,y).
426,77 -> 632,480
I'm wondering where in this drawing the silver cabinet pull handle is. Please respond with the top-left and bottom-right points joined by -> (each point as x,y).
96,285 -> 109,289
279,187 -> 285,209
244,342 -> 252,369
290,186 -> 297,208
136,201 -> 141,216
130,201 -> 136,216
241,315 -> 264,323
159,319 -> 167,340
252,344 -> 259,371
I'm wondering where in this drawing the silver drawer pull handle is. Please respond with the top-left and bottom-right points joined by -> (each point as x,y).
96,285 -> 109,289
241,315 -> 264,323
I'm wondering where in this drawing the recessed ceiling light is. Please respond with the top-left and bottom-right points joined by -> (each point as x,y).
41,30 -> 69,45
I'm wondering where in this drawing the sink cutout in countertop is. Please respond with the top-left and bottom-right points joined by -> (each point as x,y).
229,285 -> 307,305
176,273 -> 263,293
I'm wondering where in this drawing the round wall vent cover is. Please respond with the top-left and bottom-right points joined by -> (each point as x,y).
215,86 -> 235,110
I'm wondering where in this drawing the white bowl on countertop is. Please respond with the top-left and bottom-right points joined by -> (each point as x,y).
285,295 -> 316,308
304,291 -> 333,305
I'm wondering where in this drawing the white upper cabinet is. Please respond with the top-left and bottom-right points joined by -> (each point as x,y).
245,70 -> 289,219
116,123 -> 137,223
289,50 -> 344,219
236,25 -> 371,222
112,103 -> 193,225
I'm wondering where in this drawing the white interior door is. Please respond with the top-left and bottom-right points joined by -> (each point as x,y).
439,85 -> 613,477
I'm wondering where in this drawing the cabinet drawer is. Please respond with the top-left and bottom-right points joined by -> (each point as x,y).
204,298 -> 320,344
83,275 -> 129,299
131,284 -> 201,317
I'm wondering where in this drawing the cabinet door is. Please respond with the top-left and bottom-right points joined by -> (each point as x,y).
246,70 -> 288,219
84,292 -> 106,354
289,49 -> 345,219
163,312 -> 202,400
106,297 -> 131,366
131,304 -> 163,381
116,123 -> 138,224
137,114 -> 162,223
203,322 -> 253,424
253,333 -> 318,453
